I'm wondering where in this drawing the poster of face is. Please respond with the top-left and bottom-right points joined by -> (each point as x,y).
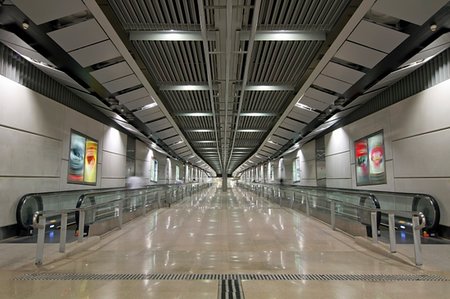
355,139 -> 369,185
68,133 -> 86,182
68,131 -> 98,185
354,131 -> 386,186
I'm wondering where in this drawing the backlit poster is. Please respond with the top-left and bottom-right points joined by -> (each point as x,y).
68,133 -> 86,182
355,139 -> 369,185
354,131 -> 386,186
68,130 -> 98,185
368,133 -> 386,184
84,140 -> 98,183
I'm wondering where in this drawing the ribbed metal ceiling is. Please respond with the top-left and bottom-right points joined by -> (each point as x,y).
4,0 -> 448,179
104,0 -> 353,175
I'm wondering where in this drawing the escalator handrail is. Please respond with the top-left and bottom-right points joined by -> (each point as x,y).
16,186 -> 128,231
243,181 -> 437,230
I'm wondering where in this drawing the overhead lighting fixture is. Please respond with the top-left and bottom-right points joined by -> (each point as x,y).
141,102 -> 158,111
237,129 -> 266,132
175,112 -> 214,117
240,112 -> 277,117
172,139 -> 184,146
295,102 -> 314,111
160,84 -> 212,91
185,129 -> 215,132
240,85 -> 294,91
193,140 -> 217,143
267,140 -> 281,146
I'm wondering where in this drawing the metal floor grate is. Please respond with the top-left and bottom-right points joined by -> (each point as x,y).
14,273 -> 448,282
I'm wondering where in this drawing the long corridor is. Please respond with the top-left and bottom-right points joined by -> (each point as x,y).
1,183 -> 449,298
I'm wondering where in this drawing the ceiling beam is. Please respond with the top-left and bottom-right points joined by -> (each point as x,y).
197,0 -> 223,172
227,0 -> 262,171
161,84 -> 293,91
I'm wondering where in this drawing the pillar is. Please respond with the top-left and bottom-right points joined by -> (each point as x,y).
222,174 -> 228,191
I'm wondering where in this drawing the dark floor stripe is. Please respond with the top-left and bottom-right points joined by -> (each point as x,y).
218,279 -> 244,299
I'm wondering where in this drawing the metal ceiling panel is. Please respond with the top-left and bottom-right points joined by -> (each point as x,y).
348,20 -> 409,54
264,142 -> 282,150
48,19 -> 107,52
146,118 -> 172,132
96,106 -> 124,120
123,97 -> 153,110
322,62 -> 365,84
90,61 -> 133,84
299,96 -> 330,110
68,88 -> 110,109
261,147 -> 276,154
304,87 -> 338,105
134,108 -> 164,123
313,74 -> 352,94
270,135 -> 289,145
116,87 -> 149,103
157,128 -> 178,140
401,33 -> 450,67
274,127 -> 297,140
281,118 -> 306,132
346,87 -> 387,108
34,64 -> 87,91
180,151 -> 193,158
371,0 -> 449,26
11,0 -> 86,25
174,145 -> 188,153
334,41 -> 386,69
172,142 -> 187,151
69,40 -> 121,67
366,65 -> 419,93
164,135 -> 183,146
102,74 -> 141,93
288,106 -> 319,123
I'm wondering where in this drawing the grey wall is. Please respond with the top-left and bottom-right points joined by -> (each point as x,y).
240,78 -> 450,226
320,78 -> 450,226
0,74 -> 182,228
0,74 -> 130,226
298,141 -> 317,186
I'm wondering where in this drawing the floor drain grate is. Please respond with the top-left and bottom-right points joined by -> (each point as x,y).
219,279 -> 244,299
14,273 -> 448,282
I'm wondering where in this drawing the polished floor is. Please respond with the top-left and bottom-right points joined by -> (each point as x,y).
1,183 -> 450,298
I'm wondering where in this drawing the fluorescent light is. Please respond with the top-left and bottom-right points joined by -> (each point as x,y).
237,129 -> 267,132
175,112 -> 214,117
240,112 -> 277,116
185,129 -> 214,132
295,102 -> 314,111
141,102 -> 158,110
193,140 -> 217,143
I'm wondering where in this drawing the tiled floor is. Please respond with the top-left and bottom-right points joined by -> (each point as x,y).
1,183 -> 449,298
